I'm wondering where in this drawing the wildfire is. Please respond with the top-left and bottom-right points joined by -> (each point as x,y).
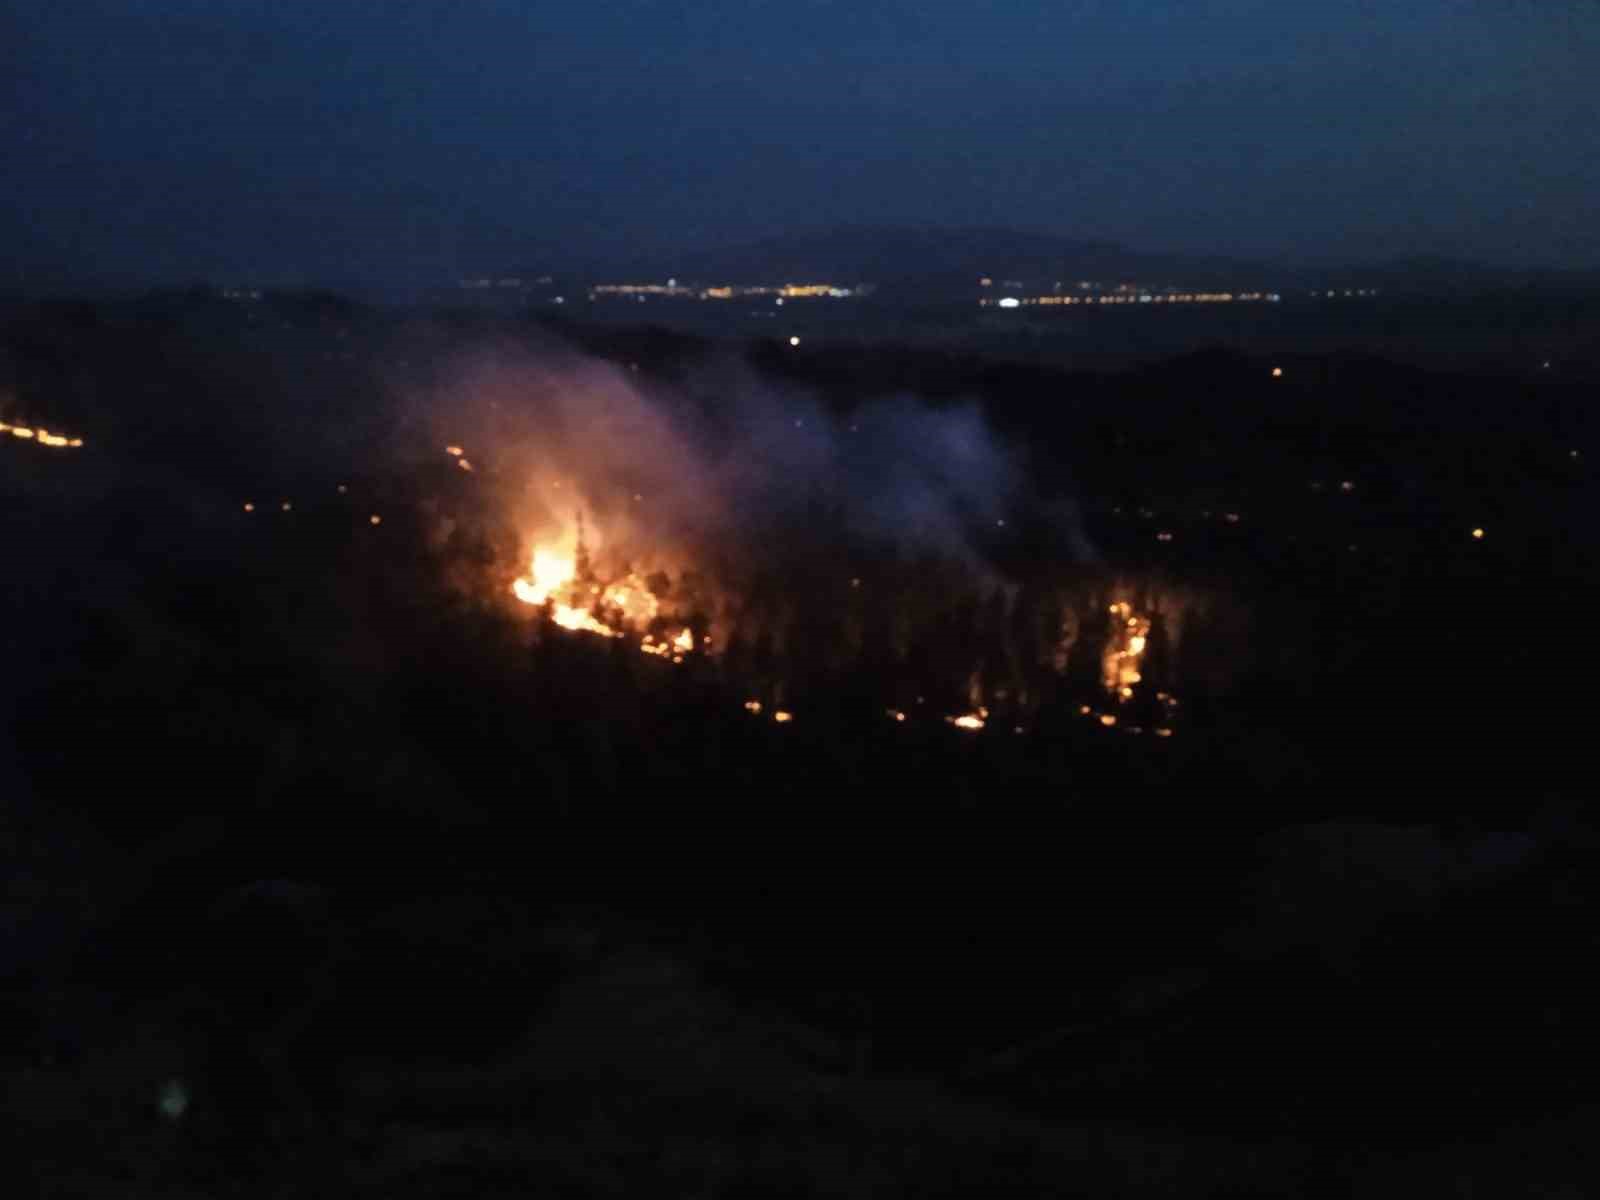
511,531 -> 679,657
503,513 -> 1179,740
947,706 -> 989,732
512,546 -> 623,638
1103,601 -> 1151,702
1,421 -> 83,448
640,627 -> 694,662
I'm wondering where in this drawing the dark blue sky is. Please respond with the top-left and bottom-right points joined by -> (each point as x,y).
8,0 -> 1597,290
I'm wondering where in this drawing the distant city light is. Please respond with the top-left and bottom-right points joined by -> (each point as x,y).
280,501 -> 292,512
1271,367 -> 1284,378
1472,527 -> 1485,540
369,514 -> 382,525
789,336 -> 801,346
997,297 -> 1021,309
978,288 -> 1280,310
243,502 -> 254,512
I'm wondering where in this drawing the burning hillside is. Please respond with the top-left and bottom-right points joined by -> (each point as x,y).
497,495 -> 1194,735
408,347 -> 1213,735
511,518 -> 701,662
1,419 -> 84,448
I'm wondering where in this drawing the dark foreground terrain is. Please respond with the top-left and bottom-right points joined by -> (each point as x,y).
3,292 -> 1598,1196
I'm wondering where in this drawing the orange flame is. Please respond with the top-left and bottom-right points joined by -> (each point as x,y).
2,421 -> 86,447
1103,601 -> 1151,704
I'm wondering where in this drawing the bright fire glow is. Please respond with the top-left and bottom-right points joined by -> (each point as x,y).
1103,601 -> 1151,704
511,538 -> 674,650
512,547 -> 621,638
640,628 -> 694,659
3,421 -> 86,448
948,705 -> 989,731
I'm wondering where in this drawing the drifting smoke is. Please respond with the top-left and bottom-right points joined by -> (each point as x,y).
404,338 -> 1085,582
386,335 -> 1194,729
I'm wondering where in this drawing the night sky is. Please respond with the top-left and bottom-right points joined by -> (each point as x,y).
8,0 -> 1598,291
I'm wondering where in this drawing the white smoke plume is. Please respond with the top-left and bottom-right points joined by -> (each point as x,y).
397,336 -> 1085,582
